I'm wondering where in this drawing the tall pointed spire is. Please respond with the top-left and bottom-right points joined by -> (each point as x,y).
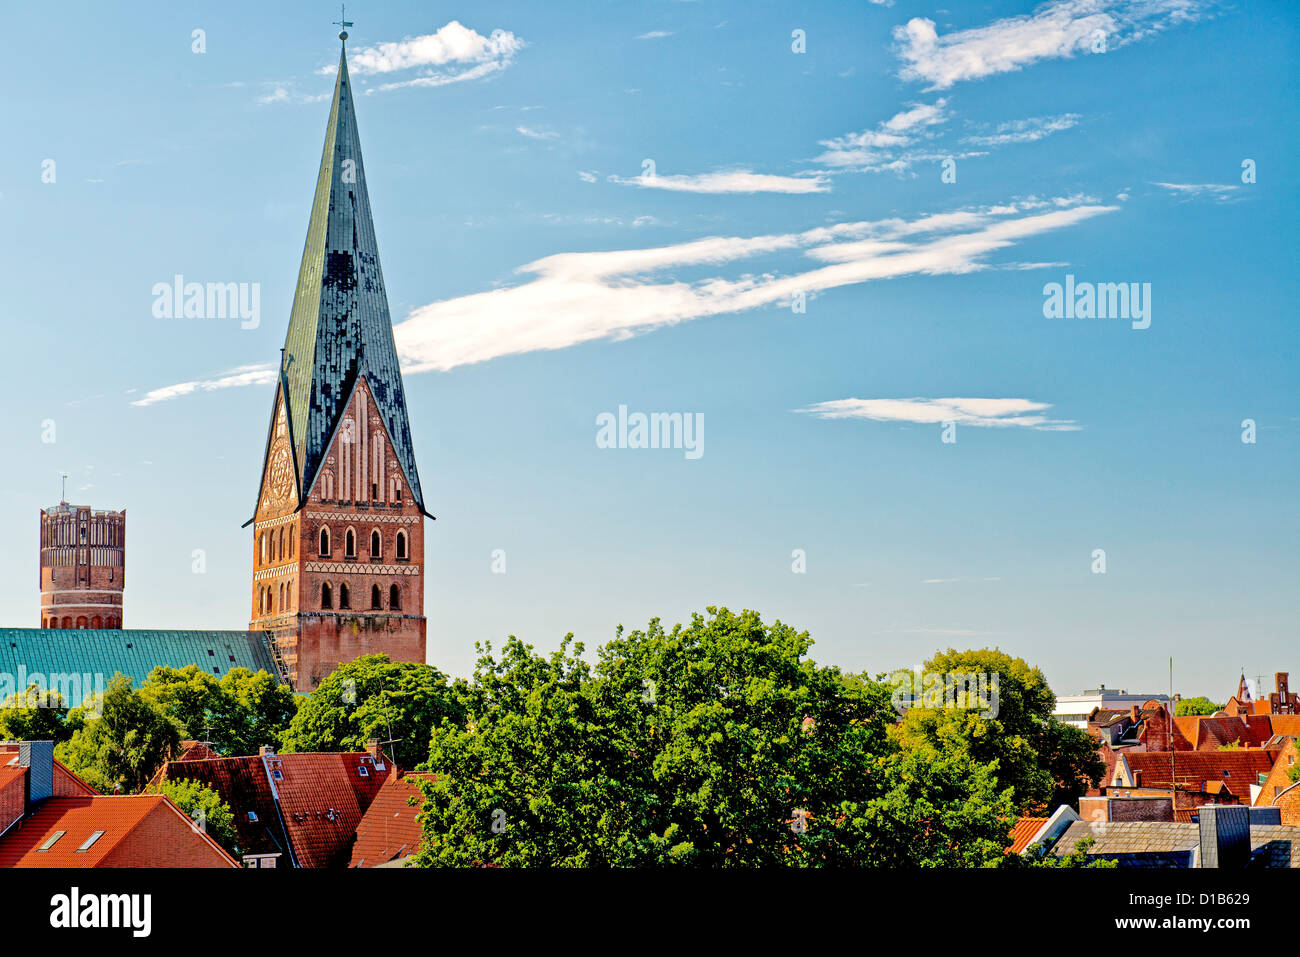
267,32 -> 427,515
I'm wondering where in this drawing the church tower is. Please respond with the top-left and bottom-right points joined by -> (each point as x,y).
248,28 -> 431,691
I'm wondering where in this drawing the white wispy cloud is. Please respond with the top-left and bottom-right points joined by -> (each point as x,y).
815,99 -> 950,169
516,125 -> 559,140
795,397 -> 1081,430
894,0 -> 1207,90
330,21 -> 525,92
256,84 -> 332,106
577,170 -> 599,183
135,198 -> 1116,402
608,169 -> 831,194
131,363 -> 277,407
1151,181 -> 1241,201
392,199 -> 1115,374
963,113 -> 1081,146
638,30 -> 674,39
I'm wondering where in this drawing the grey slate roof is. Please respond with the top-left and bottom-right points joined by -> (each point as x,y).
1053,820 -> 1300,868
262,40 -> 426,515
0,629 -> 280,700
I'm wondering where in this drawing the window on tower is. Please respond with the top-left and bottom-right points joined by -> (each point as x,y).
389,584 -> 401,610
346,529 -> 356,558
396,531 -> 407,560
370,585 -> 382,610
339,584 -> 351,609
322,582 -> 333,609
370,530 -> 381,558
319,527 -> 331,556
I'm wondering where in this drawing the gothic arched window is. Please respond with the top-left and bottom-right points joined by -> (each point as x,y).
370,530 -> 381,558
320,527 -> 331,556
370,584 -> 382,609
396,531 -> 407,560
389,584 -> 401,610
322,582 -> 333,609
339,583 -> 351,609
346,528 -> 356,558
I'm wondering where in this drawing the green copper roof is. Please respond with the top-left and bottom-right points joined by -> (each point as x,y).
0,629 -> 281,697
270,41 -> 426,513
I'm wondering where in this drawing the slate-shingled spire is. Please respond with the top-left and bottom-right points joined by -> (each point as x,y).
267,37 -> 426,515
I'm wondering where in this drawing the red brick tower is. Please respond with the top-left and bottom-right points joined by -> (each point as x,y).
39,503 -> 125,629
247,31 -> 431,691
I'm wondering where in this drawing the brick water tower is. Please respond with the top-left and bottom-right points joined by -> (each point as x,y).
39,500 -> 125,629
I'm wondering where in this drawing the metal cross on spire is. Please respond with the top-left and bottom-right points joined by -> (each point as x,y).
333,4 -> 354,41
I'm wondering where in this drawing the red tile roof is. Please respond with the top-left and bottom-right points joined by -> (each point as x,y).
0,795 -> 235,868
276,753 -> 392,868
1121,751 -> 1276,804
349,772 -> 433,867
1268,716 -> 1300,738
0,746 -> 98,796
160,750 -> 391,868
1173,716 -> 1273,751
159,754 -> 284,859
0,766 -> 24,792
176,741 -> 223,762
0,796 -> 157,867
1007,816 -> 1049,855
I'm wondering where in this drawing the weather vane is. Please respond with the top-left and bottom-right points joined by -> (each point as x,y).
333,4 -> 353,41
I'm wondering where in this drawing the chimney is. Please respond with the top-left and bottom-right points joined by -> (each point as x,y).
1198,805 -> 1251,869
1132,769 -> 1142,787
1130,704 -> 1140,722
259,745 -> 277,757
18,741 -> 54,808
365,739 -> 381,761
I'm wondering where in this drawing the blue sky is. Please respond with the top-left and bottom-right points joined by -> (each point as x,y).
1,0 -> 1295,699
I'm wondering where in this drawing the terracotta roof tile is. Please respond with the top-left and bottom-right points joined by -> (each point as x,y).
1007,816 -> 1050,855
160,749 -> 391,867
349,772 -> 433,867
0,796 -> 161,867
1122,751 -> 1275,803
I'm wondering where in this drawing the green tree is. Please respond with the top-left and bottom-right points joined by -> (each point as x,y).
412,608 -> 1017,868
280,655 -> 465,768
0,684 -> 71,743
894,648 -> 1104,814
139,665 -> 295,756
57,675 -> 181,793
213,668 -> 298,755
152,779 -> 239,858
1176,696 -> 1222,716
